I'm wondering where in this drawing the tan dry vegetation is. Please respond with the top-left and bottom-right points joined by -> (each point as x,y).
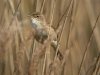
0,0 -> 100,75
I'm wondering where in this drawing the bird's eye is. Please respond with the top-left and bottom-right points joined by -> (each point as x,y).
36,15 -> 39,17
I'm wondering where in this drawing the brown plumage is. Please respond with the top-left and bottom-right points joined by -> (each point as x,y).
31,12 -> 63,59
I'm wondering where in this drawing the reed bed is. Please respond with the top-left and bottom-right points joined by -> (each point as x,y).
0,0 -> 100,75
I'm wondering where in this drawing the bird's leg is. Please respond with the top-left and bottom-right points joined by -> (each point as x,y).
51,42 -> 63,60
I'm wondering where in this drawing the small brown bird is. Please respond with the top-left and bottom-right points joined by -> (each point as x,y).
31,12 -> 63,60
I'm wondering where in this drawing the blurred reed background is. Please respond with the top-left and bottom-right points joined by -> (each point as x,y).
0,0 -> 100,75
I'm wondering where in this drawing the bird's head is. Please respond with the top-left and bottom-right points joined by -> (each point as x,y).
30,12 -> 48,43
31,12 -> 45,22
